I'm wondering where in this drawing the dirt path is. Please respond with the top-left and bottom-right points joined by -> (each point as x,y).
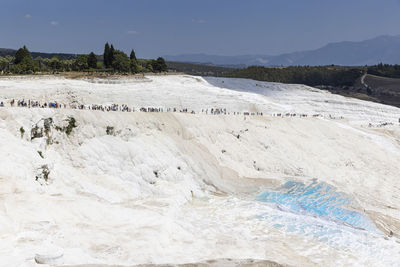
360,73 -> 368,88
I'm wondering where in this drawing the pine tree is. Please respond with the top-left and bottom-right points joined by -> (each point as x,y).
130,59 -> 139,74
103,43 -> 110,68
130,49 -> 137,61
129,49 -> 138,73
14,45 -> 32,65
109,44 -> 115,68
13,45 -> 34,73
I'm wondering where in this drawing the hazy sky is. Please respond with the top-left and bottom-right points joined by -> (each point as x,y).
1,0 -> 400,58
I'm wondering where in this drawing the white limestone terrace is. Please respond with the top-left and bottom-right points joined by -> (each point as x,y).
0,75 -> 399,124
0,75 -> 400,267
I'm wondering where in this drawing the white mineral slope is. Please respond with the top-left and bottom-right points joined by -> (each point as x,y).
0,75 -> 400,267
1,75 -> 400,124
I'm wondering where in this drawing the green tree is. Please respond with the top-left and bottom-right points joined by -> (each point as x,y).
73,55 -> 89,71
49,57 -> 62,72
130,49 -> 137,61
34,56 -> 44,72
109,44 -> 115,68
129,49 -> 138,73
0,56 -> 10,73
103,43 -> 110,68
130,59 -> 139,73
88,52 -> 97,69
146,61 -> 153,72
14,45 -> 32,64
13,46 -> 34,73
63,59 -> 74,71
112,50 -> 130,73
152,57 -> 168,72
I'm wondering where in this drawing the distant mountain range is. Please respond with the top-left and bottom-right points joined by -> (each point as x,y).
2,34 -> 400,66
165,35 -> 400,67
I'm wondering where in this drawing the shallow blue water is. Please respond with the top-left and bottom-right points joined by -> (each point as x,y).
256,180 -> 378,232
253,181 -> 400,265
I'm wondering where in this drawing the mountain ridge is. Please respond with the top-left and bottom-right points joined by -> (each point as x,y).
165,35 -> 400,66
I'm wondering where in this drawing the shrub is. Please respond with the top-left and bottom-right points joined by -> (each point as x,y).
35,164 -> 50,182
65,117 -> 77,136
106,126 -> 115,135
20,127 -> 25,138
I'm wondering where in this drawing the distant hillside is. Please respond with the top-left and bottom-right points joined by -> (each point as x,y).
0,48 -> 15,58
224,65 -> 364,87
166,61 -> 235,76
356,74 -> 400,107
0,48 -> 78,60
165,35 -> 400,67
164,54 -> 258,67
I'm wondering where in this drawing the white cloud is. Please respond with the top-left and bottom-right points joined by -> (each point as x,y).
24,14 -> 32,19
50,21 -> 59,26
192,19 -> 206,24
127,30 -> 139,35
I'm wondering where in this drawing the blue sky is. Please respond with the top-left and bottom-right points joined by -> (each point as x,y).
1,0 -> 400,58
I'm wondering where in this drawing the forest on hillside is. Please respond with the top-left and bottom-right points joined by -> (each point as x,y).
167,62 -> 400,88
166,61 -> 234,76
223,66 -> 364,87
166,62 -> 364,87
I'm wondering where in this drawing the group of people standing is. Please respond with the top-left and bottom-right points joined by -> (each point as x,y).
0,99 -> 230,115
1,99 -> 335,119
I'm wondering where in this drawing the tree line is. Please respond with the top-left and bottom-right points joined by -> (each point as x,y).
366,63 -> 400,79
166,61 -> 234,76
0,44 -> 168,74
223,66 -> 364,87
222,64 -> 400,87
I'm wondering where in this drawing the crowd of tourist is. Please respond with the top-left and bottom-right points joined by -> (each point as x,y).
0,99 -> 262,116
0,98 -> 340,119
